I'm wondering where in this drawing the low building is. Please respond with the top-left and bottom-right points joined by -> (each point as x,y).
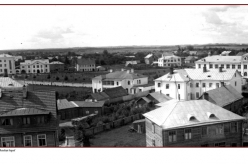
14,56 -> 23,61
50,61 -> 65,73
143,99 -> 245,147
130,83 -> 154,94
125,61 -> 138,66
72,101 -> 105,116
0,88 -> 59,147
96,66 -> 106,71
198,85 -> 243,115
145,54 -> 157,65
92,69 -> 149,94
157,54 -> 181,67
184,56 -> 196,64
20,59 -> 50,74
57,99 -> 78,120
0,54 -> 16,75
221,51 -> 232,56
76,58 -> 96,72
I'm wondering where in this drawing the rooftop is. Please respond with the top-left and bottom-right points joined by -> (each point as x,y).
0,54 -> 14,58
21,59 -> 50,65
57,99 -> 77,110
148,92 -> 173,103
143,99 -> 245,130
185,56 -> 196,61
72,101 -> 105,108
145,54 -> 153,59
77,58 -> 95,65
0,77 -> 24,89
93,70 -> 147,80
50,61 -> 64,65
196,55 -> 242,63
0,108 -> 50,117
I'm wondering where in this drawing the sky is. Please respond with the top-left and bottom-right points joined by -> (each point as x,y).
0,5 -> 248,50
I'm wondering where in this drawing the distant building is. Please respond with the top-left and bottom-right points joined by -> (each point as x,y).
184,56 -> 196,64
50,61 -> 64,73
143,99 -> 245,147
0,77 -> 24,90
0,89 -> 59,147
144,54 -> 157,65
157,54 -> 181,67
76,58 -> 95,72
96,66 -> 106,71
125,61 -> 138,66
189,51 -> 197,56
199,85 -> 243,114
20,59 -> 50,74
154,67 -> 242,100
0,54 -> 16,75
92,69 -> 149,94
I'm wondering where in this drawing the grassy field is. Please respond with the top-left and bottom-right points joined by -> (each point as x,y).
90,124 -> 146,147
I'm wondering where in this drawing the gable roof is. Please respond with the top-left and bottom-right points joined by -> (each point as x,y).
143,100 -> 244,130
145,54 -> 153,59
93,70 -> 147,80
147,92 -> 172,103
77,58 -> 95,65
72,101 -> 105,108
137,97 -> 151,103
57,99 -> 77,110
199,85 -> 243,107
196,55 -> 242,63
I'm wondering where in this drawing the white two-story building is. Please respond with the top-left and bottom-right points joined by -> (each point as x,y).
154,67 -> 242,100
20,59 -> 50,74
0,54 -> 16,75
195,55 -> 248,78
92,69 -> 149,94
157,53 -> 181,67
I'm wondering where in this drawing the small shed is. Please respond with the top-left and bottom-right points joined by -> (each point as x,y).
96,66 -> 106,71
132,119 -> 146,133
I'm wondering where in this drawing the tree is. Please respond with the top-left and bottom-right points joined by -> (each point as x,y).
187,45 -> 194,51
56,77 -> 60,81
103,49 -> 109,55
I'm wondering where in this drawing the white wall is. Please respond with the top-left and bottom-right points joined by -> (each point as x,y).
0,56 -> 16,75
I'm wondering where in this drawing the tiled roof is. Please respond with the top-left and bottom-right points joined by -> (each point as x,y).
199,85 -> 243,107
93,70 -> 147,80
72,101 -> 105,108
148,92 -> 173,103
155,68 -> 238,82
0,108 -> 50,117
0,77 -> 24,89
57,99 -> 77,110
143,100 -> 245,129
77,58 -> 95,65
185,56 -> 196,61
196,55 -> 242,63
50,61 -> 64,64
0,54 -> 14,58
21,59 -> 50,65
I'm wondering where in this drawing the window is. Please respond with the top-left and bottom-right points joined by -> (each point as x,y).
198,64 -> 201,68
209,64 -> 213,68
37,65 -> 39,68
216,124 -> 224,135
202,83 -> 206,87
157,83 -> 161,88
28,66 -> 30,68
215,64 -> 218,68
117,82 -> 119,85
33,65 -> 35,68
221,64 -> 224,68
0,64 -> 2,67
37,134 -> 47,146
23,117 -> 31,125
196,83 -> 199,88
178,84 -> 180,89
226,64 -> 230,69
196,92 -> 199,99
216,83 -> 219,88
232,65 -> 235,69
128,81 -> 130,85
37,116 -> 45,124
245,65 -> 247,69
184,129 -> 192,140
86,111 -> 89,114
168,131 -> 176,142
215,142 -> 225,147
166,84 -> 169,89
224,123 -> 230,133
24,135 -> 32,147
45,65 -> 47,67
231,122 -> 238,133
4,64 -> 6,67
1,136 -> 15,147
202,127 -> 207,136
209,83 -> 212,87
1,118 -> 13,126
238,65 -> 241,69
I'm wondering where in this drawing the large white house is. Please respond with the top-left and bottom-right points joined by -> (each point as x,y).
92,69 -> 149,94
195,55 -> 248,78
154,67 -> 242,100
20,59 -> 50,74
157,53 -> 181,67
76,58 -> 96,72
0,54 -> 16,75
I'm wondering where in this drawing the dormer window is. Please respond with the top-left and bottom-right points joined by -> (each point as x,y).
187,114 -> 196,121
207,112 -> 216,118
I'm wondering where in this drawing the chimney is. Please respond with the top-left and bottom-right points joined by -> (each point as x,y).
221,82 -> 225,87
203,92 -> 209,101
131,69 -> 134,73
109,69 -> 113,73
127,70 -> 130,74
169,67 -> 174,74
203,66 -> 207,73
219,67 -> 223,72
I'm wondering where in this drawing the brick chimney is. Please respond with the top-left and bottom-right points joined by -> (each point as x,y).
219,67 -> 223,72
203,92 -> 209,101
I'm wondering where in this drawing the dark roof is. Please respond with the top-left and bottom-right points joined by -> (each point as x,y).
199,85 -> 243,107
103,86 -> 128,99
147,92 -> 173,103
72,101 -> 105,108
57,99 -> 77,110
137,97 -> 151,103
91,92 -> 109,101
93,71 -> 147,80
77,58 -> 95,65
0,108 -> 50,117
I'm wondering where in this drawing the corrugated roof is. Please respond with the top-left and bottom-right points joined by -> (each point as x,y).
200,85 -> 243,107
148,92 -> 173,103
196,55 -> 242,63
57,99 -> 77,110
0,108 -> 50,117
93,70 -> 147,80
72,101 -> 105,107
143,100 -> 245,129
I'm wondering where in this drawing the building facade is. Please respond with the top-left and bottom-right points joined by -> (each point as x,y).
157,55 -> 181,67
76,58 -> 95,72
143,100 -> 245,147
92,69 -> 149,94
0,88 -> 59,147
20,59 -> 50,74
145,54 -> 157,65
0,54 -> 16,75
50,61 -> 65,73
154,67 -> 242,100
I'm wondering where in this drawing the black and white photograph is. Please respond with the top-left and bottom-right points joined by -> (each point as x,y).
1,2 -> 248,158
